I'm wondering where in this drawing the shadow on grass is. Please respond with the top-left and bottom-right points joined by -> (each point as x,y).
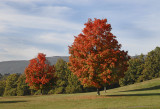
120,85 -> 160,92
106,93 -> 160,97
0,100 -> 27,104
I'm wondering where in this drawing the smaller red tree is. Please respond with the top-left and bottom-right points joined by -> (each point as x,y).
25,53 -> 56,94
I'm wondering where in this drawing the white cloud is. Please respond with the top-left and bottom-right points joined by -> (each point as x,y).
0,2 -> 82,32
0,0 -> 160,61
2,0 -> 93,5
134,14 -> 160,32
0,44 -> 63,62
0,12 -> 82,32
40,6 -> 72,16
0,2 -> 81,61
114,29 -> 160,56
37,33 -> 74,45
0,34 -> 70,61
0,25 -> 7,33
2,0 -> 44,3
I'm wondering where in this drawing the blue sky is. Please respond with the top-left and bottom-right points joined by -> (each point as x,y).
0,0 -> 160,62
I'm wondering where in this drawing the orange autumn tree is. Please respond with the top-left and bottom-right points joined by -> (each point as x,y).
25,53 -> 56,94
69,18 -> 130,95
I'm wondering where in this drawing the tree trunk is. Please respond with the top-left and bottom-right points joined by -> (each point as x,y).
41,89 -> 43,95
104,86 -> 106,93
31,89 -> 34,95
97,88 -> 100,95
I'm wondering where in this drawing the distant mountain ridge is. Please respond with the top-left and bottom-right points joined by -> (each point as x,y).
0,56 -> 69,75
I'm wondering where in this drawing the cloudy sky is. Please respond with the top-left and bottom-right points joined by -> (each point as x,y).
0,0 -> 160,62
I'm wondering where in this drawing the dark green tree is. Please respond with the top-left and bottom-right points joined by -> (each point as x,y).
4,74 -> 20,96
0,73 -> 2,80
0,73 -> 8,96
17,74 -> 31,96
65,68 -> 82,94
0,73 -> 10,81
141,47 -> 160,80
54,58 -> 69,94
0,80 -> 6,96
119,54 -> 145,86
54,58 -> 83,94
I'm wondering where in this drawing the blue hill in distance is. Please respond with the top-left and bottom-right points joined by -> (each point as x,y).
0,56 -> 69,75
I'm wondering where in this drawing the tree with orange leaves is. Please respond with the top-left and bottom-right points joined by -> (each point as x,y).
69,18 -> 130,95
25,53 -> 56,95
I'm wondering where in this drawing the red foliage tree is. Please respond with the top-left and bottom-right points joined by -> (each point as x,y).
25,53 -> 56,94
69,18 -> 130,95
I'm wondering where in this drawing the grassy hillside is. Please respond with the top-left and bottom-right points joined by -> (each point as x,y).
1,78 -> 160,109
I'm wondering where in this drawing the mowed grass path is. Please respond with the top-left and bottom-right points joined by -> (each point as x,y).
1,78 -> 160,109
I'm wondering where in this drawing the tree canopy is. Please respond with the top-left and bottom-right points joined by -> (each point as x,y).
69,18 -> 130,94
25,53 -> 56,94
4,73 -> 19,96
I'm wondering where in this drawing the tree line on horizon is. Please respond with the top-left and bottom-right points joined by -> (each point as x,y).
1,46 -> 160,96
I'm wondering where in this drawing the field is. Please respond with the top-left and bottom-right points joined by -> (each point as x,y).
1,78 -> 160,109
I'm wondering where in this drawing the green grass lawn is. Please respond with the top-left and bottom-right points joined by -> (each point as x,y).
1,78 -> 160,109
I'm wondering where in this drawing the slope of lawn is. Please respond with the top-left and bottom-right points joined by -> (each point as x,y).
1,78 -> 160,109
